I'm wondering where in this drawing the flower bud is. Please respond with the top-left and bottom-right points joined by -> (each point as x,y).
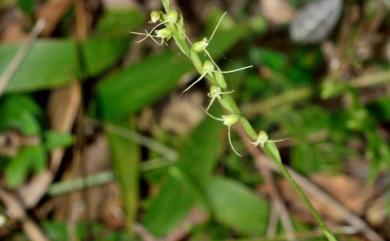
253,130 -> 269,147
202,60 -> 215,74
191,38 -> 208,53
166,10 -> 179,24
156,28 -> 172,40
150,11 -> 161,23
208,86 -> 222,98
221,114 -> 240,127
190,52 -> 202,72
214,71 -> 227,89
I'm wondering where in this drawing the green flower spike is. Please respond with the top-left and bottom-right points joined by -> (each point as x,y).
251,130 -> 288,148
206,85 -> 234,111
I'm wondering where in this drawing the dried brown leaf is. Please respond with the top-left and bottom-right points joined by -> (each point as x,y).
160,91 -> 205,135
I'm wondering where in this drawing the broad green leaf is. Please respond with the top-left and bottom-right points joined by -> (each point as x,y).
107,119 -> 140,236
0,40 -> 79,92
43,131 -> 74,151
81,37 -> 130,77
205,177 -> 269,236
97,51 -> 192,120
143,175 -> 198,236
176,116 -> 222,182
82,8 -> 144,77
143,118 -> 222,236
95,9 -> 144,37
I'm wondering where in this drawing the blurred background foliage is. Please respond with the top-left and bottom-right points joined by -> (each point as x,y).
0,0 -> 389,241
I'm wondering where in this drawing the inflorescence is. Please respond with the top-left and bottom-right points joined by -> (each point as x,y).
131,7 -> 271,156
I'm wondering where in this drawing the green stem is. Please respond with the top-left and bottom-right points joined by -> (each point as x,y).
48,158 -> 176,196
263,142 -> 337,241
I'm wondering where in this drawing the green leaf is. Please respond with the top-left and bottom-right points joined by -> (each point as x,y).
143,175 -> 198,236
95,9 -> 144,37
250,48 -> 287,71
205,177 -> 269,236
5,145 -> 46,187
107,119 -> 140,236
97,51 -> 192,120
31,145 -> 46,173
177,117 -> 222,182
0,40 -> 79,92
367,96 -> 390,121
143,118 -> 222,236
43,131 -> 74,151
44,221 -> 68,241
0,95 -> 42,135
17,0 -> 35,13
81,37 -> 129,77
5,149 -> 30,188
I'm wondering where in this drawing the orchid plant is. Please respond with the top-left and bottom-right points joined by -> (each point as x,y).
131,1 -> 338,240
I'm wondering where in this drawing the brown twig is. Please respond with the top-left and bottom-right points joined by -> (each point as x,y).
0,19 -> 46,98
266,204 -> 278,238
134,223 -> 158,241
237,125 -> 384,241
0,189 -> 49,241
